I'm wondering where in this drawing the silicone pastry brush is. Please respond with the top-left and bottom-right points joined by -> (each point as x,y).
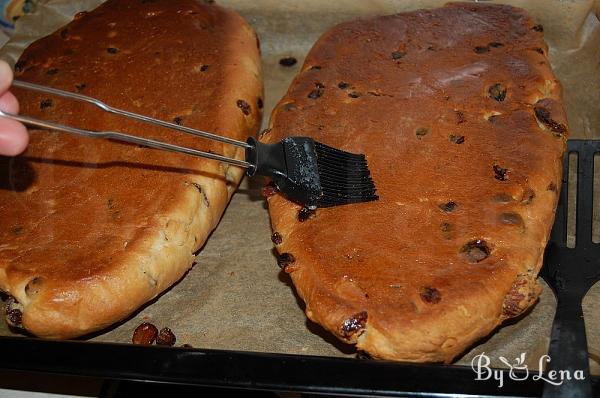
1,79 -> 378,209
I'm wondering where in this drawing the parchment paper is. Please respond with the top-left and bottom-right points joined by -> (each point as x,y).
0,0 -> 599,377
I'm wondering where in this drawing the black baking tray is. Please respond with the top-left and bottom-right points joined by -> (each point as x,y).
0,140 -> 598,397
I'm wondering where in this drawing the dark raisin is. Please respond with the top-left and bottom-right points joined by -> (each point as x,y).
261,181 -> 278,198
500,212 -> 523,226
60,29 -> 69,39
460,239 -> 491,263
348,91 -> 361,98
107,47 -> 119,54
474,46 -> 490,54
236,99 -> 251,115
489,42 -> 504,48
534,106 -> 566,136
449,135 -> 465,144
107,198 -> 114,209
391,51 -> 405,60
279,57 -> 297,67
493,164 -> 508,181
271,232 -> 283,245
532,24 -> 544,32
489,84 -> 507,102
14,60 -> 26,73
439,201 -> 457,213
338,82 -> 350,90
415,127 -> 429,139
132,322 -> 158,345
534,48 -> 544,55
420,287 -> 441,304
6,309 -> 22,327
172,116 -> 183,125
75,83 -> 86,92
547,182 -> 557,191
200,64 -> 209,72
46,68 -> 59,75
40,99 -> 53,110
308,87 -> 323,99
455,110 -> 466,124
502,275 -> 531,318
10,225 -> 23,235
277,253 -> 295,269
257,97 -> 263,109
298,207 -> 315,222
156,327 -> 177,346
340,311 -> 368,338
25,277 -> 43,297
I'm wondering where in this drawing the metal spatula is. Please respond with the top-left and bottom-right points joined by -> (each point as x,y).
541,139 -> 600,398
0,80 -> 378,209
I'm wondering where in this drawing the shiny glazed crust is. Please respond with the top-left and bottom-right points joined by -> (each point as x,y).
0,0 -> 262,338
264,2 -> 567,362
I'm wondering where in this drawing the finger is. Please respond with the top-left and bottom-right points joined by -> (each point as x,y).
0,118 -> 29,156
0,90 -> 20,114
0,60 -> 14,93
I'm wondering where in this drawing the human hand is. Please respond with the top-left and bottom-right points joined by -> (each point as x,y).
0,60 -> 28,156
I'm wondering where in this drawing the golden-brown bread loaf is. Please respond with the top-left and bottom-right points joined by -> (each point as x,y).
0,0 -> 262,338
264,2 -> 567,362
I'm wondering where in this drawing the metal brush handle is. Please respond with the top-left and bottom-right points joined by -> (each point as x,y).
0,80 -> 253,169
12,80 -> 251,149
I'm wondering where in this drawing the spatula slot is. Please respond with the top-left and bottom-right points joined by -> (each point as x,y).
593,153 -> 599,244
566,152 -> 578,248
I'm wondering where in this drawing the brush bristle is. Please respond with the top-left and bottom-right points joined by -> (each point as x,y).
314,142 -> 378,207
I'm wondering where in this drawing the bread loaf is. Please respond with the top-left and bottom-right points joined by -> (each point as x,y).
0,0 -> 262,338
264,2 -> 567,362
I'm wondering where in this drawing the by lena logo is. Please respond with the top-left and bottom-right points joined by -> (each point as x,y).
471,352 -> 585,388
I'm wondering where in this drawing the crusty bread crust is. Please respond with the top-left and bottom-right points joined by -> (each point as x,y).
0,0 -> 262,338
264,2 -> 566,362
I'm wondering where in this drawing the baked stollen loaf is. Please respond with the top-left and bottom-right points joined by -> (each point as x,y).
264,2 -> 567,362
0,0 -> 262,338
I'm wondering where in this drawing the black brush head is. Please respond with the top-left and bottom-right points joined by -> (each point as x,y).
314,141 -> 378,208
246,137 -> 377,209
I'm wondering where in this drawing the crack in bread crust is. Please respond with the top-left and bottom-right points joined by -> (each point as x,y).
265,2 -> 566,362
